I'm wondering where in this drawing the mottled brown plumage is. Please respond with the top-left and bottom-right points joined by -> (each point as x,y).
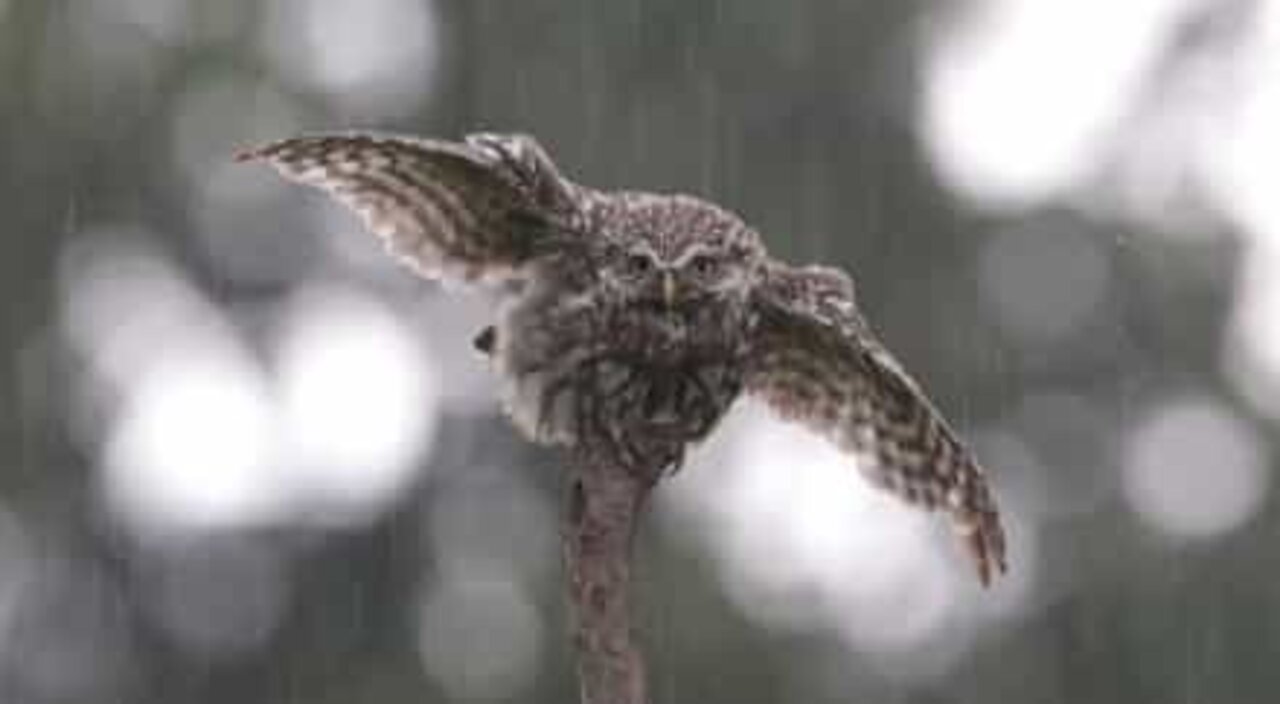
236,131 -> 1007,585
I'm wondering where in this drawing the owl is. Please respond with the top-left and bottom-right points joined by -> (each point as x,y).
236,132 -> 1007,586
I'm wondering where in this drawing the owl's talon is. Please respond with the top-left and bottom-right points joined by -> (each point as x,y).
664,453 -> 687,477
473,326 -> 497,357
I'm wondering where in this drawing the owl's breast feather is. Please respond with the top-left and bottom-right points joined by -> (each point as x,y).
495,292 -> 746,464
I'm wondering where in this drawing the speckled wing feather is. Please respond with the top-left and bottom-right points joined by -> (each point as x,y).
236,132 -> 583,283
747,263 -> 1007,586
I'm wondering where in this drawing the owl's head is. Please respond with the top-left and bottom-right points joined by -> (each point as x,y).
593,193 -> 765,311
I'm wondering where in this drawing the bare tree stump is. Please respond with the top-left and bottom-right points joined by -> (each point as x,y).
563,450 -> 657,704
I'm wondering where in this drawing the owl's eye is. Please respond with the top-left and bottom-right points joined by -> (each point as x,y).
689,254 -> 721,279
625,253 -> 654,276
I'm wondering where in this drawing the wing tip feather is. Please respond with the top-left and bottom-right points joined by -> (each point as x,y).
961,509 -> 1008,588
232,145 -> 263,163
232,139 -> 291,164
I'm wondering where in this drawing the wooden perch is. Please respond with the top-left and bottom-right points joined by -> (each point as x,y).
563,450 -> 658,704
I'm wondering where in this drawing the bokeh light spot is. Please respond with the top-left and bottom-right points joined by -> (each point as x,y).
59,233 -> 290,534
275,284 -> 440,524
262,0 -> 441,119
1122,395 -> 1269,539
921,0 -> 1199,208
104,352 -> 283,533
977,220 -> 1111,345
417,569 -> 542,701
669,403 -> 966,658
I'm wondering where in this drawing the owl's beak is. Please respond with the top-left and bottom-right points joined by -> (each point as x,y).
662,272 -> 678,308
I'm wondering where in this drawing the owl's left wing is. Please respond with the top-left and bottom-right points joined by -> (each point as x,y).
236,132 -> 584,284
746,263 -> 1007,586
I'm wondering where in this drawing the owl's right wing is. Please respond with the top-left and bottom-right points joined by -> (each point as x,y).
746,263 -> 1007,586
236,132 -> 585,284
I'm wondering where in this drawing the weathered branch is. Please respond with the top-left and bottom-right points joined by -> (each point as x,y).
563,449 -> 656,704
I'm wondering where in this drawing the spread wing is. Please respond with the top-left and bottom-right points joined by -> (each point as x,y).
746,263 -> 1007,586
236,132 -> 585,283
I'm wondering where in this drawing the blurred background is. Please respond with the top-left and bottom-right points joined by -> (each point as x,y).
2,0 -> 1279,702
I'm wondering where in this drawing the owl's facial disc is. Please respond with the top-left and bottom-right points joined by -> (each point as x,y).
599,193 -> 760,310
618,241 -> 742,312
618,245 -> 678,310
